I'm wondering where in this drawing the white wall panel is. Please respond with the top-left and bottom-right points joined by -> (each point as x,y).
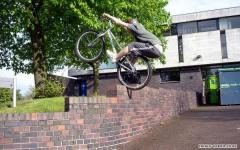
226,28 -> 240,59
163,36 -> 179,65
182,31 -> 222,65
0,77 -> 13,88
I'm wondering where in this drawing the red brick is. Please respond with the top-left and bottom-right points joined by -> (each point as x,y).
47,142 -> 54,147
30,113 -> 37,120
107,108 -> 112,114
49,147 -> 58,150
79,144 -> 88,149
76,119 -> 84,125
57,125 -> 65,131
38,132 -> 46,136
13,126 -> 30,132
0,138 -> 12,144
50,125 -> 65,131
53,113 -> 63,120
57,147 -> 66,150
62,130 -> 69,136
42,137 -> 51,142
30,137 -> 43,142
3,144 -> 21,149
111,97 -> 118,104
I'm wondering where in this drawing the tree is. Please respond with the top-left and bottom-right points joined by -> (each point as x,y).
0,0 -> 170,96
0,0 -> 98,96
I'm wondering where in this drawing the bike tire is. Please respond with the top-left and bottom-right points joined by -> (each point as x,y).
75,30 -> 105,63
117,55 -> 152,90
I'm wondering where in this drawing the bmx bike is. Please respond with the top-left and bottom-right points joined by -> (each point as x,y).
75,20 -> 152,90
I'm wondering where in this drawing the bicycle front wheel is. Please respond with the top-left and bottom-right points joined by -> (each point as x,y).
117,56 -> 152,90
75,30 -> 105,63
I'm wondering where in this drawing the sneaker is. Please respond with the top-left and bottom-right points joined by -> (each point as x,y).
106,50 -> 117,63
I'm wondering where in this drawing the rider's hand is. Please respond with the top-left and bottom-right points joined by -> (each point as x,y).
102,13 -> 109,18
102,13 -> 109,21
101,13 -> 122,25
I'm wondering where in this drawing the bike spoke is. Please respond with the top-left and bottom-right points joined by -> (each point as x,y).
117,56 -> 152,90
86,36 -> 91,43
76,31 -> 104,61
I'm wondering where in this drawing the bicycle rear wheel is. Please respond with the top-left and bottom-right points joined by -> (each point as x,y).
75,30 -> 105,63
117,55 -> 152,90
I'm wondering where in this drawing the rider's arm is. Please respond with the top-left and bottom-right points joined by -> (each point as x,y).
103,13 -> 129,28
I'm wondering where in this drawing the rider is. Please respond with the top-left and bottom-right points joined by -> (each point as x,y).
102,13 -> 163,63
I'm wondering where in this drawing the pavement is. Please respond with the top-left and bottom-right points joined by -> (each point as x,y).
121,106 -> 240,150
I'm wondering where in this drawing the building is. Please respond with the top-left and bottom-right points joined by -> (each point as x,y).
68,7 -> 240,105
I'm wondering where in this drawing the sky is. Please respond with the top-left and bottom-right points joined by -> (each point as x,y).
1,0 -> 240,96
166,0 -> 240,15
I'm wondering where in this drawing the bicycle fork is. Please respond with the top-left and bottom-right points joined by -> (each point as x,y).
117,58 -> 136,73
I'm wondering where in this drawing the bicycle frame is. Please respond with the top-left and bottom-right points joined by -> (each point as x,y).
98,21 -> 121,53
75,20 -> 152,90
95,21 -> 136,72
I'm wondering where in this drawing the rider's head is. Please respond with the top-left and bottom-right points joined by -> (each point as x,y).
126,18 -> 134,24
125,18 -> 137,33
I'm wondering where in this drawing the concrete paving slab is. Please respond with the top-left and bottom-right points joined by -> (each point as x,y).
121,106 -> 240,150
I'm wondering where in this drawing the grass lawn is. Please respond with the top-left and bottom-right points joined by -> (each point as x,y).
0,97 -> 65,114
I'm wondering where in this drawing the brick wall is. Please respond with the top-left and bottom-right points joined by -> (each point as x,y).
148,68 -> 203,93
77,68 -> 203,98
0,85 -> 197,150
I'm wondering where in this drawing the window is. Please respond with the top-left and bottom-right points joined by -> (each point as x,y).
163,24 -> 178,36
198,19 -> 218,32
231,16 -> 240,28
219,16 -> 240,30
220,30 -> 228,59
171,24 -> 178,35
177,22 -> 198,35
178,36 -> 184,62
163,30 -> 171,36
160,70 -> 180,83
99,62 -> 116,69
222,63 -> 240,68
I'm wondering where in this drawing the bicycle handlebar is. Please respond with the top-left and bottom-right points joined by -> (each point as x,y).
100,16 -> 114,29
108,20 -> 113,28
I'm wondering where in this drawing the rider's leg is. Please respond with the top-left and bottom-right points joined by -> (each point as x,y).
130,57 -> 138,64
116,46 -> 129,61
107,46 -> 129,63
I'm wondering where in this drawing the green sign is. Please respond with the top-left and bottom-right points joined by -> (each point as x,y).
207,75 -> 218,90
206,75 -> 219,105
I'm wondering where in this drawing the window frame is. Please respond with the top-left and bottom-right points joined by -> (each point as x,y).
177,21 -> 198,35
160,69 -> 181,83
220,30 -> 228,59
178,36 -> 184,63
219,15 -> 240,30
197,19 -> 219,32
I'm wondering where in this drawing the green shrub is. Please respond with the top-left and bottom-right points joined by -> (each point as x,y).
0,88 -> 12,103
0,88 -> 23,108
0,101 -> 12,108
34,80 -> 64,98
